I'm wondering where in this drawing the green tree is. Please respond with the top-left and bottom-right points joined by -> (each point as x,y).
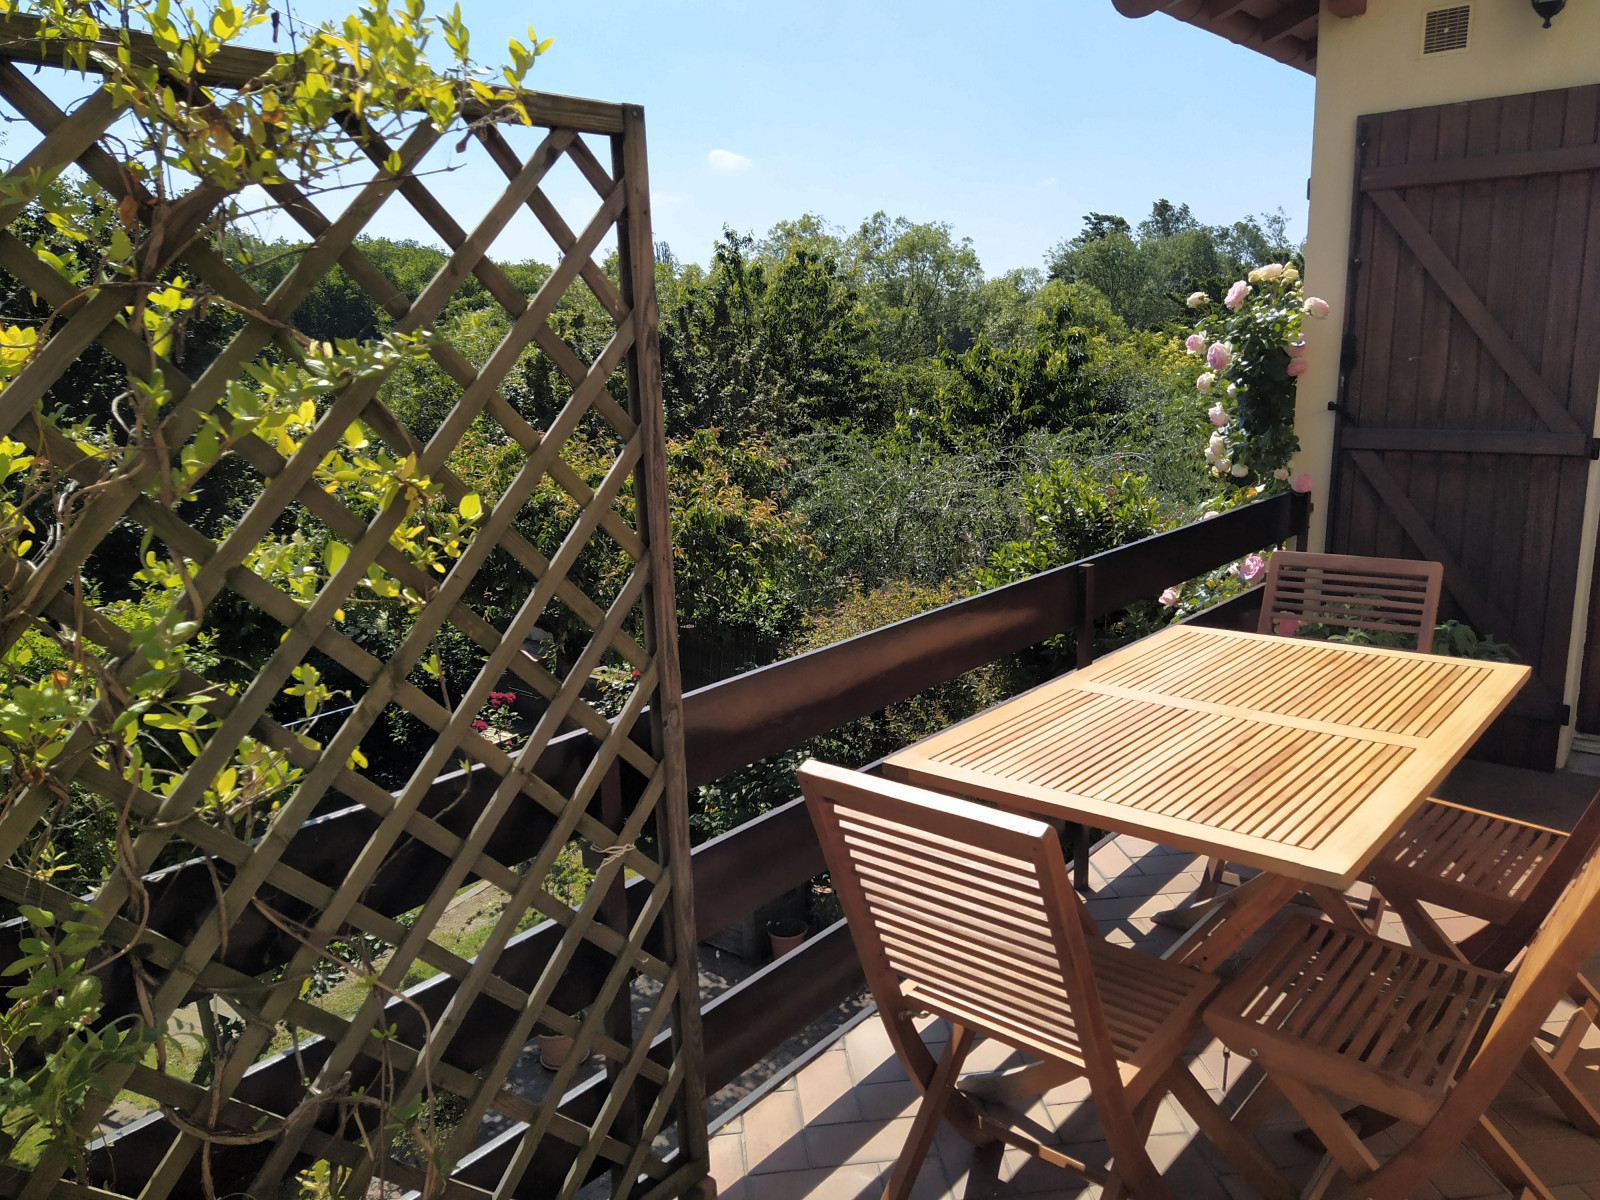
1048,200 -> 1298,330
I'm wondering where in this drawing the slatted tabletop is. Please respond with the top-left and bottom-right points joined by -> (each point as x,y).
884,625 -> 1529,888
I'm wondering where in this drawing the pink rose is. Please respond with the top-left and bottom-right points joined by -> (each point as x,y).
1225,280 -> 1252,310
1159,586 -> 1181,607
1276,616 -> 1301,636
1185,333 -> 1206,355
1303,296 -> 1331,319
1201,510 -> 1220,520
1196,372 -> 1215,393
1287,338 -> 1307,358
1287,358 -> 1309,376
1291,472 -> 1313,493
1206,341 -> 1231,371
1207,404 -> 1228,427
1273,467 -> 1290,481
1237,554 -> 1266,583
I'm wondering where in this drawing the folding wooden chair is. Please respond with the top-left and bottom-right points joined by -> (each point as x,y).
1205,830 -> 1600,1200
1362,787 -> 1600,1132
1197,550 -> 1445,903
799,759 -> 1290,1200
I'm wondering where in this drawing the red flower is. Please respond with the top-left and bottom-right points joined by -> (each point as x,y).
471,719 -> 489,732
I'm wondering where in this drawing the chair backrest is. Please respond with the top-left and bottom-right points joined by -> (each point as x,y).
1256,551 -> 1443,650
798,760 -> 1122,1087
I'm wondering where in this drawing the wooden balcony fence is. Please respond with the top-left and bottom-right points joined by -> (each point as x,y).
18,489 -> 1309,1197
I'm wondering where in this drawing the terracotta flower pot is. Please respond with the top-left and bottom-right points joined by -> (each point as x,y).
536,1032 -> 575,1069
767,918 -> 808,960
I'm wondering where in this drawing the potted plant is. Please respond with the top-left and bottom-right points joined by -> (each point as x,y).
536,1011 -> 582,1069
766,916 -> 808,960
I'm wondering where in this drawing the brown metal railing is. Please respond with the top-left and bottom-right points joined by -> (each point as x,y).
77,490 -> 1308,1194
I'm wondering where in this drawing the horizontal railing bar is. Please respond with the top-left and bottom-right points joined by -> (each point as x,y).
682,491 -> 1307,785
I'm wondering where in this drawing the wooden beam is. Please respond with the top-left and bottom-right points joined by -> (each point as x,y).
1363,143 -> 1600,192
0,12 -> 628,133
1339,428 -> 1590,457
1258,0 -> 1320,44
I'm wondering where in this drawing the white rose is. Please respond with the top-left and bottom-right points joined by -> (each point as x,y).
1208,432 -> 1226,457
1282,266 -> 1300,283
1248,263 -> 1284,284
1196,372 -> 1215,393
1230,462 -> 1249,478
1186,291 -> 1210,309
1273,467 -> 1290,480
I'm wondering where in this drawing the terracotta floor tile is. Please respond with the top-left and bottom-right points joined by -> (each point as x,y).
708,1131 -> 745,1189
743,1087 -> 808,1175
1517,1133 -> 1600,1187
796,1048 -> 862,1126
1424,1145 -> 1504,1199
856,1078 -> 919,1121
802,1116 -> 915,1167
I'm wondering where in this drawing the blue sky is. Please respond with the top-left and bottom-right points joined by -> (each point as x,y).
435,0 -> 1317,274
33,1 -> 1313,275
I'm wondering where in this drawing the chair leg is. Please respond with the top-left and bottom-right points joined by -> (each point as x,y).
1103,1090 -> 1174,1200
1196,856 -> 1227,902
1522,1045 -> 1600,1138
882,1023 -> 976,1200
1075,825 -> 1093,894
1274,1076 -> 1380,1180
1468,1115 -> 1558,1200
882,1006 -> 994,1148
1165,1067 -> 1295,1200
1388,894 -> 1464,961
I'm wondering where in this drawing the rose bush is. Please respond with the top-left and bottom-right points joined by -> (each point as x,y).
1189,265 -> 1328,490
1163,266 -> 1332,617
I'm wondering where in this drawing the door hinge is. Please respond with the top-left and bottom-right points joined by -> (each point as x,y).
1591,438 -> 1600,460
1340,334 -> 1358,371
1562,703 -> 1574,725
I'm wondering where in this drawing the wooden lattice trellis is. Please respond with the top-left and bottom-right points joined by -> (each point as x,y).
0,16 -> 707,1200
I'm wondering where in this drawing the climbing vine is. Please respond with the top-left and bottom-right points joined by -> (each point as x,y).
0,0 -> 550,1184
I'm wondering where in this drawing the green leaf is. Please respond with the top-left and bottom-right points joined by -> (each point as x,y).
457,493 -> 482,520
324,540 -> 350,576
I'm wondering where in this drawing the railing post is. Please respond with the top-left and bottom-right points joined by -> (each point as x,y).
1069,562 -> 1097,892
1291,489 -> 1313,551
1075,561 -> 1096,671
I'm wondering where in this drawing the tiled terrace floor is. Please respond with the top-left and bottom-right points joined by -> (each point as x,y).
708,821 -> 1600,1199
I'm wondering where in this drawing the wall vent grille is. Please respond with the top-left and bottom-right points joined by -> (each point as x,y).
1422,5 -> 1471,54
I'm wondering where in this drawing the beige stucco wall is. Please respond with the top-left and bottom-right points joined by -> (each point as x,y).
1296,0 -> 1600,759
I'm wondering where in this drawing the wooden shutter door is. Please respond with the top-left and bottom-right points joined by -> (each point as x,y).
1328,85 -> 1600,770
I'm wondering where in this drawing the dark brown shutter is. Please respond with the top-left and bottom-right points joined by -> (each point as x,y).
1328,85 -> 1600,769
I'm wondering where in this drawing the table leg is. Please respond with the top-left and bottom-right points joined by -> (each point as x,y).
1162,874 -> 1301,972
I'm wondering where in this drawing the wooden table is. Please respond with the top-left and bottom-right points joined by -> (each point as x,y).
884,624 -> 1529,969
